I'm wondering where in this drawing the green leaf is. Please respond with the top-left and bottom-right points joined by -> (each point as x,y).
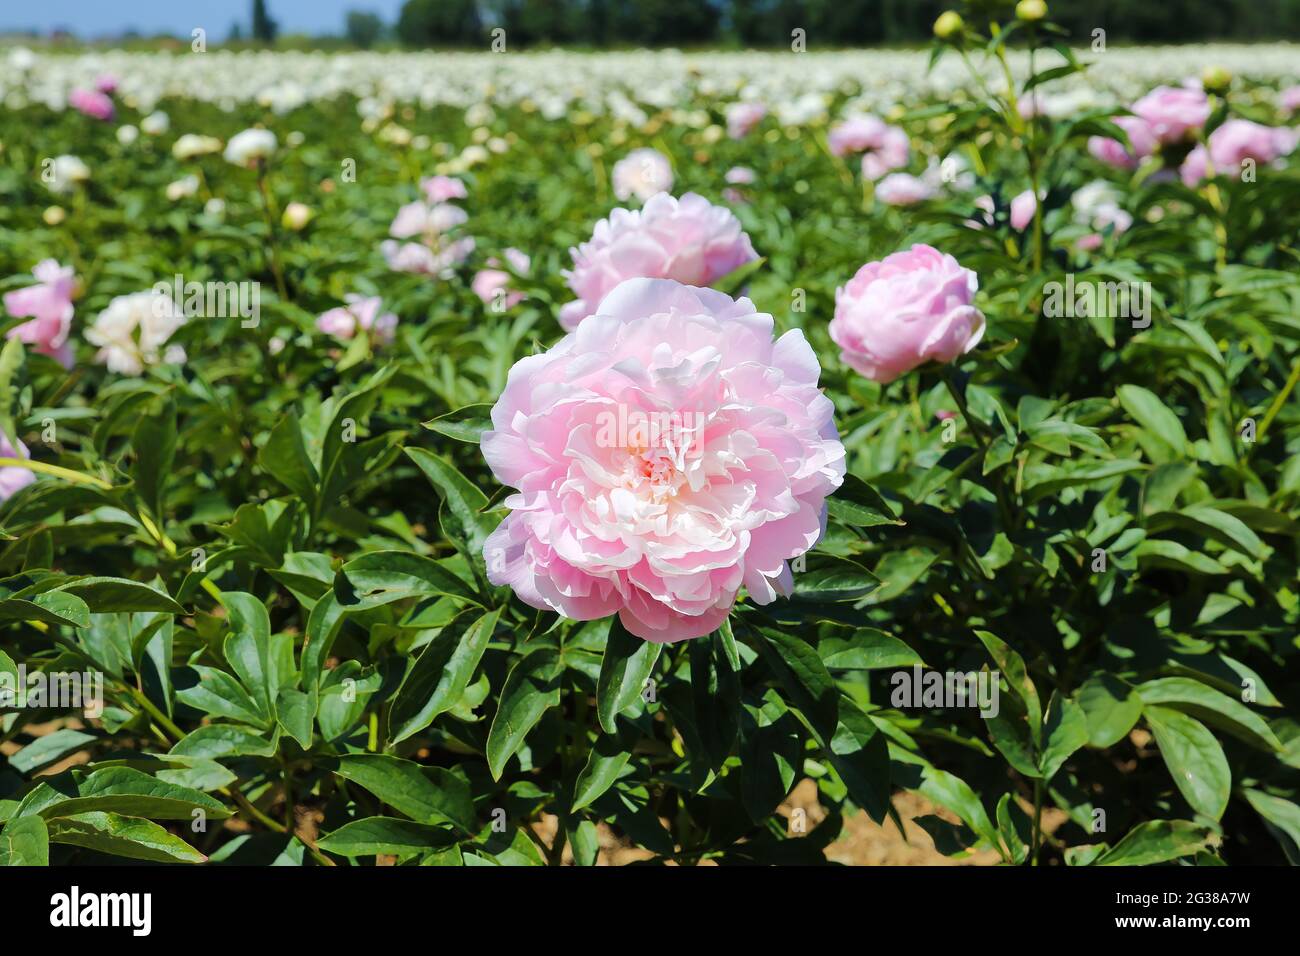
389,607 -> 500,744
258,411 -> 319,507
746,624 -> 839,743
404,447 -> 498,559
572,721 -> 635,812
1136,678 -> 1281,752
421,403 -> 494,444
317,817 -> 458,857
1144,705 -> 1230,821
8,729 -> 97,776
1243,790 -> 1300,862
32,767 -> 230,822
221,592 -> 292,719
46,812 -> 206,863
820,628 -> 923,670
276,687 -> 315,749
170,724 -> 278,759
1039,693 -> 1089,780
1117,384 -> 1188,459
0,815 -> 49,866
486,647 -> 562,780
826,474 -> 900,527
790,556 -> 878,602
595,618 -> 660,734
1076,674 -> 1143,748
330,754 -> 475,833
55,577 -> 184,614
689,631 -> 740,768
975,630 -> 1041,747
1093,819 -> 1212,866
828,700 -> 891,823
131,394 -> 177,523
1134,539 -> 1229,576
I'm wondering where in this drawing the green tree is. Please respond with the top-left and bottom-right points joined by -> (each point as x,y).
397,0 -> 484,47
251,0 -> 278,44
345,10 -> 385,48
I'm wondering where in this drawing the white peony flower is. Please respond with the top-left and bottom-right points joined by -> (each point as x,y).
166,175 -> 199,201
141,111 -> 170,135
116,124 -> 139,146
172,134 -> 223,160
85,291 -> 187,376
45,155 -> 90,195
223,128 -> 277,168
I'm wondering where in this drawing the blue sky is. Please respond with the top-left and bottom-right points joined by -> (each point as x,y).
2,0 -> 409,38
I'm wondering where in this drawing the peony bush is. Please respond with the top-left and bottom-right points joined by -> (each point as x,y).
0,9 -> 1298,870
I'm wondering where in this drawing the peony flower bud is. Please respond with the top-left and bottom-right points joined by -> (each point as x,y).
830,244 -> 986,383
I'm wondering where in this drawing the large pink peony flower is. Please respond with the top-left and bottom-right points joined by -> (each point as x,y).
1087,115 -> 1158,169
68,88 -> 114,121
831,244 -> 986,384
3,259 -> 75,367
481,278 -> 846,642
559,192 -> 758,331
1131,85 -> 1210,145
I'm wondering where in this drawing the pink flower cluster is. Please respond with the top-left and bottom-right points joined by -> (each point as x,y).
828,115 -> 910,180
3,259 -> 76,367
316,294 -> 398,345
482,278 -> 845,642
473,248 -> 531,309
1088,85 -> 1210,169
382,176 -> 475,276
559,192 -> 758,331
1180,119 -> 1297,185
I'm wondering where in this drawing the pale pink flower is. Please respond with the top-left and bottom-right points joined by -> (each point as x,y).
1132,85 -> 1210,145
612,148 -> 674,203
381,237 -> 475,276
389,201 -> 468,241
1010,189 -> 1039,231
3,259 -> 75,367
472,248 -> 531,309
421,175 -> 468,203
1088,115 -> 1158,169
829,115 -> 887,157
830,244 -> 986,384
481,278 -> 845,642
316,294 -> 398,345
725,166 -> 757,185
861,127 -> 911,180
0,434 -> 36,501
94,74 -> 119,94
1281,85 -> 1300,116
68,88 -> 114,121
874,173 -> 934,206
559,192 -> 758,331
726,101 -> 766,140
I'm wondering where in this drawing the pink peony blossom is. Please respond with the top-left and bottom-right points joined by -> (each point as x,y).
473,248 -> 531,309
94,73 -> 119,94
725,166 -> 757,185
3,259 -> 75,367
0,433 -> 36,501
861,126 -> 911,180
1010,189 -> 1039,231
874,173 -> 934,206
830,244 -> 986,384
1087,115 -> 1158,169
1281,85 -> 1300,116
316,294 -> 398,344
1180,121 -> 1295,186
481,278 -> 846,642
421,175 -> 468,203
829,115 -> 887,157
559,192 -> 758,332
726,101 -> 766,140
389,201 -> 468,241
381,237 -> 476,276
68,88 -> 114,121
612,148 -> 674,203
1132,85 -> 1210,145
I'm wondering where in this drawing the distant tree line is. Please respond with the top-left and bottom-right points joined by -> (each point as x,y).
327,0 -> 1300,48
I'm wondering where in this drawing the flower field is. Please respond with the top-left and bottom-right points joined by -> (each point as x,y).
1,19 -> 1299,871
